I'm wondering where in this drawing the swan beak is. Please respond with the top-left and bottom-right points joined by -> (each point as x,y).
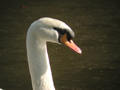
60,34 -> 82,54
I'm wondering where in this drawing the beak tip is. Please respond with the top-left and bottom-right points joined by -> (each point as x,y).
77,49 -> 82,54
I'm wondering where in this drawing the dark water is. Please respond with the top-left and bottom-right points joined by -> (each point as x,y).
0,0 -> 120,90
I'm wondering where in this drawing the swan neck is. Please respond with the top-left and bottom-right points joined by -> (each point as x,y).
27,34 -> 55,90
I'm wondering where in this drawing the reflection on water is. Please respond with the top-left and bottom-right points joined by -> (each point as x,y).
0,0 -> 120,90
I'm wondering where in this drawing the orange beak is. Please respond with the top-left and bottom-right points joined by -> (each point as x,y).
60,34 -> 82,54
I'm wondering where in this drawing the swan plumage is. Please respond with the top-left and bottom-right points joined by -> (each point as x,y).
26,17 -> 81,90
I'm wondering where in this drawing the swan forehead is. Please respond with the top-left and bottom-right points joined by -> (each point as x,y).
39,17 -> 71,30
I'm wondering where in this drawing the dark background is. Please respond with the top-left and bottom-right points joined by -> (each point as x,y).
0,0 -> 120,90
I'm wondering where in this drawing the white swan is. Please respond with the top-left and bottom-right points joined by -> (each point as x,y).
26,17 -> 82,90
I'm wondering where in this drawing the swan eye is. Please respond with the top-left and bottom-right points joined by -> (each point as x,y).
53,27 -> 72,42
53,27 -> 67,35
66,32 -> 72,41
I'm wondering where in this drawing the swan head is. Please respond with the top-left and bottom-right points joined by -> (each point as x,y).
28,17 -> 82,54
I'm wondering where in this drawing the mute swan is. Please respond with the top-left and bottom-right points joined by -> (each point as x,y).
26,17 -> 82,90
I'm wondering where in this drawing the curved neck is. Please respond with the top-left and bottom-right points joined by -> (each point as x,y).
26,32 -> 55,90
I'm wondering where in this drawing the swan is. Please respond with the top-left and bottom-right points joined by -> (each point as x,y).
26,17 -> 82,90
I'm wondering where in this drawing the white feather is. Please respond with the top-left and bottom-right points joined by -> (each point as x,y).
26,17 -> 72,90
